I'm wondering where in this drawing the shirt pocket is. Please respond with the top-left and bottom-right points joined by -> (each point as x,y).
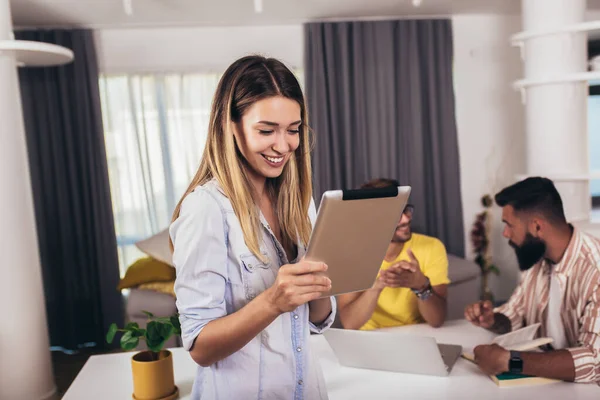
239,252 -> 276,300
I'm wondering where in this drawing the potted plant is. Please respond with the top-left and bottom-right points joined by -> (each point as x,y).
470,194 -> 500,302
107,311 -> 181,400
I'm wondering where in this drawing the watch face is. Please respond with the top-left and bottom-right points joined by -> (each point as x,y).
417,289 -> 433,301
509,352 -> 523,373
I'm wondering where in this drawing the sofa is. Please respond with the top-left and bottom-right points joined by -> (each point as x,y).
446,254 -> 480,320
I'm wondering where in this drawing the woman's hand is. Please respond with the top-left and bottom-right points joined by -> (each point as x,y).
265,260 -> 331,314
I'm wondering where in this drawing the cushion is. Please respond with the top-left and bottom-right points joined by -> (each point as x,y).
138,281 -> 176,297
118,257 -> 176,290
135,228 -> 173,266
447,254 -> 480,285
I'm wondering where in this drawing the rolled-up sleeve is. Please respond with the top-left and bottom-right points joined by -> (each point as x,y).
309,296 -> 337,334
567,283 -> 600,383
170,188 -> 228,351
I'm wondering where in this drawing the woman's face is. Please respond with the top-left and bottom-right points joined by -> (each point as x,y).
235,95 -> 302,183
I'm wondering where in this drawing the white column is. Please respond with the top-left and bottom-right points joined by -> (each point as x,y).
521,0 -> 589,222
0,0 -> 56,398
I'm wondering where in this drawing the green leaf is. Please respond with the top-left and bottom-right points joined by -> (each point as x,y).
125,322 -> 139,330
146,321 -> 160,341
120,331 -> 139,351
106,323 -> 118,344
132,328 -> 146,338
142,311 -> 155,318
170,316 -> 181,335
489,264 -> 501,276
145,322 -> 175,353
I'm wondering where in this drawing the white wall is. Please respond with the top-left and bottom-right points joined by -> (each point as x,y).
452,14 -> 526,301
94,25 -> 303,74
94,16 -> 530,300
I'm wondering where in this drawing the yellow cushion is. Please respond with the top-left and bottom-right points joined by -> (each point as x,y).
118,257 -> 176,290
138,281 -> 176,297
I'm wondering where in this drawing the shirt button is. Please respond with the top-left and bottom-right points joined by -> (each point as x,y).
293,314 -> 299,320
298,380 -> 303,386
297,347 -> 302,352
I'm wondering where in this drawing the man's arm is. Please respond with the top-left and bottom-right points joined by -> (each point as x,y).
521,351 -> 576,381
566,282 -> 600,383
393,247 -> 448,328
416,284 -> 447,328
474,345 -> 575,381
489,312 -> 512,334
336,287 -> 383,330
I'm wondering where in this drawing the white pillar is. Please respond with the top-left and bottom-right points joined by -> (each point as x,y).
0,0 -> 56,398
521,0 -> 589,222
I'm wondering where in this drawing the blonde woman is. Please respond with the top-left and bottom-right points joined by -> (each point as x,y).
170,56 -> 335,399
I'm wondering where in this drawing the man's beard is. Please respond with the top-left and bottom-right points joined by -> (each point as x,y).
392,223 -> 411,243
509,233 -> 546,271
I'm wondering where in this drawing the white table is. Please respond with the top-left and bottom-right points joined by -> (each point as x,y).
64,320 -> 600,399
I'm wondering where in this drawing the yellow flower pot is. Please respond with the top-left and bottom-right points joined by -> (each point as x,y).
131,350 -> 178,400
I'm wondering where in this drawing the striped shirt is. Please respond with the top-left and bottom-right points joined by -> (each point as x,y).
495,227 -> 600,383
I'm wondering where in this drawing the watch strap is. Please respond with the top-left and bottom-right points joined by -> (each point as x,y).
509,350 -> 523,374
411,277 -> 433,300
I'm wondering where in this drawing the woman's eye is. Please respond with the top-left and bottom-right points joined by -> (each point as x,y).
288,129 -> 300,134
258,129 -> 274,134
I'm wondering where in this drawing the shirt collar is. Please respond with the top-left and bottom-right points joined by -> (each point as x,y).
545,225 -> 579,276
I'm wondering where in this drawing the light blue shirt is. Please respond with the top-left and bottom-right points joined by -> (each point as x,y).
170,180 -> 336,400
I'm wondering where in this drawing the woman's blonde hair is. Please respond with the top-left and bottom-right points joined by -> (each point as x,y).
171,56 -> 313,261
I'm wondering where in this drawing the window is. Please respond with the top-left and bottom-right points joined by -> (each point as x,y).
100,69 -> 304,275
99,73 -> 220,274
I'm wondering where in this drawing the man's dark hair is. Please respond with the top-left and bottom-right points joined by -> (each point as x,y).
360,178 -> 400,190
494,177 -> 566,224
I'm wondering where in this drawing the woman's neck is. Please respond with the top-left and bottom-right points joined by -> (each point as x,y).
247,170 -> 267,202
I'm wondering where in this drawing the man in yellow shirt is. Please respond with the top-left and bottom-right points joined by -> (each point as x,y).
337,178 -> 450,330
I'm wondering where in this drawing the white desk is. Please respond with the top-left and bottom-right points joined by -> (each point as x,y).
64,320 -> 600,399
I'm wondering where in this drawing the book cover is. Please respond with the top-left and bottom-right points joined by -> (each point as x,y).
491,372 -> 560,387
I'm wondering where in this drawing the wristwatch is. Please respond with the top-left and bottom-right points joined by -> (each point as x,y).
411,277 -> 433,301
509,350 -> 523,374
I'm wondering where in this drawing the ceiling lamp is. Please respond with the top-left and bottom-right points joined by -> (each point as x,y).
254,0 -> 263,13
123,0 -> 133,16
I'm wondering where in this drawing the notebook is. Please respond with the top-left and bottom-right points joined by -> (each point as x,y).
490,372 -> 559,387
462,323 -> 553,361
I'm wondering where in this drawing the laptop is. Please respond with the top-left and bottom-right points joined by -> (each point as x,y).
323,328 -> 462,377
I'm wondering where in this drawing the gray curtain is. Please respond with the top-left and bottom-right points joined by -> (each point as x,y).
16,29 -> 124,350
305,19 -> 464,257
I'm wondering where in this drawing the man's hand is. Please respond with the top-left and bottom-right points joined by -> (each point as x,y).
464,300 -> 495,329
473,344 -> 510,375
379,248 -> 428,290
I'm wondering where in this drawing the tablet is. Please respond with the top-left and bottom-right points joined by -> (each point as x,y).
305,186 -> 411,297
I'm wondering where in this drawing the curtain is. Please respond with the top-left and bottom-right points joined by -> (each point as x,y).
16,29 -> 124,350
99,74 -> 220,272
304,19 -> 465,257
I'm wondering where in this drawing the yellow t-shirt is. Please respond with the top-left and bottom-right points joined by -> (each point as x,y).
360,233 -> 450,330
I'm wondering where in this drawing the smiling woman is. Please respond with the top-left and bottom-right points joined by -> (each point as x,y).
169,55 -> 335,400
